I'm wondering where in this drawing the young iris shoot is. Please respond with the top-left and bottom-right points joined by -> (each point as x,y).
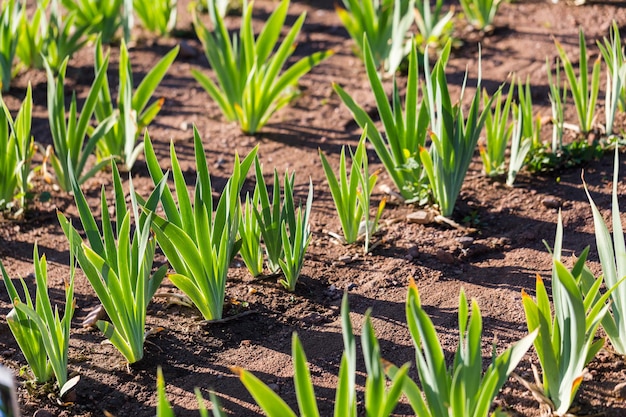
320,131 -> 385,253
480,85 -> 514,177
519,212 -> 618,416
336,0 -> 415,75
15,0 -> 88,72
459,0 -> 504,32
28,0 -> 90,73
361,308 -> 410,417
58,163 -> 168,364
143,128 -> 257,321
506,104 -> 531,187
1,243 -> 77,396
192,0 -> 332,134
277,178 -> 313,292
156,367 -> 175,417
420,42 -> 494,217
232,293 -> 408,417
394,278 -> 536,417
253,157 -> 313,288
44,57 -> 116,192
516,76 -> 542,151
597,21 -> 626,137
61,0 -> 132,43
334,37 -> 430,204
253,158 -> 289,274
546,58 -> 568,151
583,148 -> 626,356
518,75 -> 572,174
0,84 -> 34,212
555,28 -> 601,135
15,0 -> 46,70
238,189 -> 264,277
94,38 -> 179,170
0,0 -> 20,92
133,0 -> 177,36
414,0 -> 455,53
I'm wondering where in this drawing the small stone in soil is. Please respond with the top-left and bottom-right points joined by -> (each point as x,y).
456,236 -> 474,248
178,41 -> 198,58
304,313 -> 325,325
542,196 -> 562,209
407,210 -> 435,224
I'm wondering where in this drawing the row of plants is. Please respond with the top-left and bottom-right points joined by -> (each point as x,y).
158,288 -> 537,417
0,0 -> 317,90
2,0 -> 623,222
6,147 -> 626,416
190,2 -> 626,221
0,0 -> 502,94
283,1 -> 626,221
335,22 -> 626,217
0,0 -> 334,211
3,121 -> 316,373
1,0 -> 616,215
0,27 -> 177,209
1,0 -> 170,88
337,0 -> 509,76
0,96 -> 392,405
150,150 -> 626,417
151,149 -> 626,416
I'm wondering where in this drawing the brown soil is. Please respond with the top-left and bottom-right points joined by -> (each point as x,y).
2,1 -> 626,416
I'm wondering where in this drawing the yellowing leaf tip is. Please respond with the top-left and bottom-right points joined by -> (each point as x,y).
230,366 -> 244,377
381,358 -> 394,372
571,375 -> 584,395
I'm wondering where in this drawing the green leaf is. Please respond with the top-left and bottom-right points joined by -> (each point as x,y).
292,334 -> 320,417
193,0 -> 331,133
233,367 -> 298,417
156,367 -> 175,417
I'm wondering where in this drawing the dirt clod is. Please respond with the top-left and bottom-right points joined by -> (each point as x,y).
542,197 -> 562,209
435,249 -> 456,264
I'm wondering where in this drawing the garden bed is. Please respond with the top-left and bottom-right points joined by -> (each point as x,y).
2,0 -> 626,416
